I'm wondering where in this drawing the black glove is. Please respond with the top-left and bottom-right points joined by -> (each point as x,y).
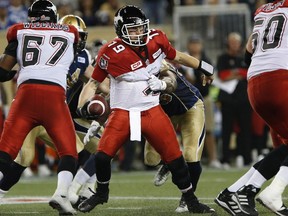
76,101 -> 99,120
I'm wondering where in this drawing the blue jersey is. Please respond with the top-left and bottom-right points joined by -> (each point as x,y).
66,49 -> 91,118
161,72 -> 203,116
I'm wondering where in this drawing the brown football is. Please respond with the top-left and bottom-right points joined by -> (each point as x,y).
87,94 -> 109,117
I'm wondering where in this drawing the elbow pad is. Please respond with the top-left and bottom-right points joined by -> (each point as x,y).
245,50 -> 252,66
0,67 -> 16,82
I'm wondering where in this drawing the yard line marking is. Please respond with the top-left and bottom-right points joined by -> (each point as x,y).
1,197 -> 50,204
2,196 -> 288,205
0,212 -> 40,214
107,207 -> 142,210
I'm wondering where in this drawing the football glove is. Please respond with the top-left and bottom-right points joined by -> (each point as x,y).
76,101 -> 99,120
148,75 -> 167,91
198,60 -> 214,76
83,121 -> 101,145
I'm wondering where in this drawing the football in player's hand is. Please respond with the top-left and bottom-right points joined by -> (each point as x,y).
87,94 -> 109,117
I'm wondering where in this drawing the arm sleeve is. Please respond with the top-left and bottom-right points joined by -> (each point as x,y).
91,66 -> 108,82
0,68 -> 17,82
4,25 -> 18,57
4,41 -> 18,58
158,30 -> 176,60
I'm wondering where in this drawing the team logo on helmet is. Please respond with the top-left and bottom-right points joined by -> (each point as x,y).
114,13 -> 123,26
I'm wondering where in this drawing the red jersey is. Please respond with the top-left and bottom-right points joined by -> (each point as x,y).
92,29 -> 176,111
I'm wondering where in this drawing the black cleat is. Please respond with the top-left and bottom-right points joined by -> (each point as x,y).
183,190 -> 215,214
214,188 -> 242,216
78,189 -> 109,213
71,195 -> 87,210
234,185 -> 260,216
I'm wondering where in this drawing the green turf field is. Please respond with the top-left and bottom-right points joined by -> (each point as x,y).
1,167 -> 285,215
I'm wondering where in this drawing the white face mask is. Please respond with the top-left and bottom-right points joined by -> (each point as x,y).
121,20 -> 150,46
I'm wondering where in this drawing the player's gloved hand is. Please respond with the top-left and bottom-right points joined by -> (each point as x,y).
148,75 -> 167,91
83,121 -> 101,145
198,60 -> 214,76
198,60 -> 214,86
76,101 -> 99,120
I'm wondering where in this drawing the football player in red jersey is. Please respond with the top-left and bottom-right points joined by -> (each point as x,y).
215,1 -> 288,216
76,5 -> 215,214
0,0 -> 78,215
0,14 -> 108,210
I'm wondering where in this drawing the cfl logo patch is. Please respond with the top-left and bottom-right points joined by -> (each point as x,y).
131,60 -> 143,70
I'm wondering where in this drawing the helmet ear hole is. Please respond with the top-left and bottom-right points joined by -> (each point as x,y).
114,5 -> 150,46
28,0 -> 57,23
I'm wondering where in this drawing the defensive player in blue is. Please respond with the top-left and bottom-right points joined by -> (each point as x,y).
145,60 -> 207,213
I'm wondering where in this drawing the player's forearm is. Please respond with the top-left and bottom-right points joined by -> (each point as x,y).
173,50 -> 200,69
160,69 -> 177,93
173,51 -> 214,76
0,54 -> 17,71
78,78 -> 99,107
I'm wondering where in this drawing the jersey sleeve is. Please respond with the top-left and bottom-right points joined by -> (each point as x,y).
157,30 -> 176,60
91,47 -> 109,82
4,24 -> 19,57
6,24 -> 19,43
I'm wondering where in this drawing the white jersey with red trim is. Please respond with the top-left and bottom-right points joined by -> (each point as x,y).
248,0 -> 288,79
6,22 -> 78,89
92,29 -> 176,111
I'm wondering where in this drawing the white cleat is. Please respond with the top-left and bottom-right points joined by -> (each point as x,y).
208,160 -> 222,169
175,198 -> 189,213
22,167 -> 34,178
49,193 -> 77,215
68,181 -> 82,206
38,164 -> 52,177
153,165 -> 170,186
256,186 -> 288,216
68,191 -> 79,207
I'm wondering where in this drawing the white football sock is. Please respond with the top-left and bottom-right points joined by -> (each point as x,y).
268,166 -> 288,196
246,169 -> 266,188
54,170 -> 73,196
228,167 -> 255,192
